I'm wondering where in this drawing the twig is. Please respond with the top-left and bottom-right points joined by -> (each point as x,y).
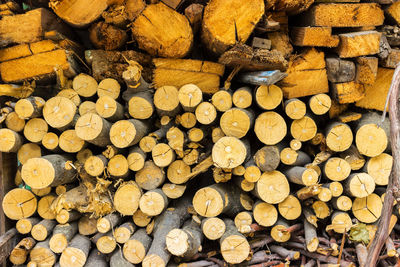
366,63 -> 400,267
248,261 -> 283,267
250,236 -> 274,249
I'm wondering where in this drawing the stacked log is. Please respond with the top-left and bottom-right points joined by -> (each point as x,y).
0,0 -> 399,266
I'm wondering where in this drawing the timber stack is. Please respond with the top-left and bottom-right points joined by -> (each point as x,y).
0,0 -> 399,266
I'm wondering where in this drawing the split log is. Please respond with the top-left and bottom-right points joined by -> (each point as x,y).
89,21 -> 127,50
50,0 -> 108,27
10,237 -> 36,265
280,48 -> 329,99
355,57 -> 378,85
49,222 -> 78,253
0,8 -> 72,46
22,154 -> 76,189
132,2 -> 193,58
60,234 -> 91,267
123,228 -> 152,264
325,58 -> 355,83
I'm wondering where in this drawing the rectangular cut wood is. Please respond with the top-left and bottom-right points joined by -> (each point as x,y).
0,49 -> 77,82
291,27 -> 339,47
331,81 -> 365,104
300,4 -> 384,27
153,58 -> 225,94
336,31 -> 381,58
356,68 -> 394,111
280,48 -> 329,98
0,8 -> 72,47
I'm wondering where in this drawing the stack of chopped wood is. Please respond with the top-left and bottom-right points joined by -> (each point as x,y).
0,0 -> 399,266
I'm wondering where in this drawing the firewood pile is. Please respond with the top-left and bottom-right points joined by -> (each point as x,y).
0,0 -> 399,266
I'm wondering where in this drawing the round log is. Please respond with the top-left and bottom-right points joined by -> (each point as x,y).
135,160 -> 165,190
255,170 -> 290,204
24,118 -> 48,143
31,219 -> 57,241
253,201 -> 278,227
22,154 -> 76,189
152,143 -> 176,167
84,155 -> 108,177
139,136 -> 157,152
219,219 -> 250,264
114,222 -> 136,244
232,86 -> 252,109
139,189 -> 169,216
60,234 -> 91,267
270,220 -> 291,243
201,217 -> 226,240
195,102 -> 217,125
290,115 -> 317,142
30,239 -> 56,267
59,129 -> 86,153
89,21 -> 127,50
15,96 -> 45,119
10,237 -> 36,265
79,101 -> 97,116
162,183 -> 186,199
42,133 -> 59,151
278,195 -> 302,220
114,181 -> 142,216
325,122 -> 353,152
95,96 -> 124,122
254,111 -> 287,145
56,209 -> 81,224
365,153 -> 392,186
85,249 -> 107,267
332,196 -> 352,211
57,89 -> 81,107
234,211 -> 253,233
43,96 -> 77,130
17,143 -> 41,165
255,84 -> 283,110
324,157 -> 351,182
78,215 -> 98,236
2,188 -> 37,220
93,231 -> 116,254
110,119 -> 149,148
127,91 -> 154,120
37,194 -> 56,220
326,212 -> 352,234
166,220 -> 203,258
309,94 -> 331,115
178,84 -> 203,112
220,108 -> 254,138
107,154 -> 129,178
345,172 -> 375,198
123,228 -> 152,264
284,98 -> 306,120
75,113 -> 111,147
133,209 -> 152,227
97,213 -> 122,234
212,136 -> 248,168
283,166 -> 318,186
98,78 -> 121,99
352,193 -> 382,223
73,73 -> 98,97
49,222 -> 78,253
5,111 -> 25,132
179,112 -> 197,129
0,128 -> 23,152
154,86 -> 181,117
211,90 -> 232,112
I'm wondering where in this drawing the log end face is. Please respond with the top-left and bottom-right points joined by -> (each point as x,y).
22,157 -> 55,189
166,229 -> 189,256
193,187 -> 224,217
220,235 -> 250,264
